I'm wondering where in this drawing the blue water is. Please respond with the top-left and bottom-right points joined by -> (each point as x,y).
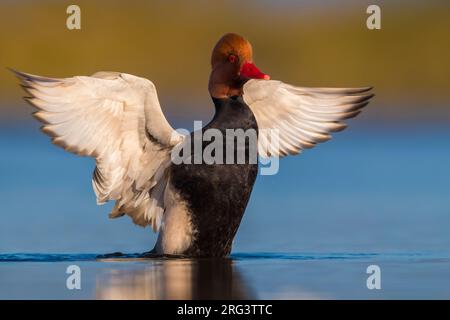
1,252 -> 450,299
1,119 -> 450,299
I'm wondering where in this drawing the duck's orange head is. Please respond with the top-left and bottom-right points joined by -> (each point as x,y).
209,33 -> 269,98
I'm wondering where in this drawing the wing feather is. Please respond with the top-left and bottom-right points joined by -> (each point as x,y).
243,79 -> 373,157
13,69 -> 183,230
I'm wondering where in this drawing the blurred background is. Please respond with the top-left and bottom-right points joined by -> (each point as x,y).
0,0 -> 449,255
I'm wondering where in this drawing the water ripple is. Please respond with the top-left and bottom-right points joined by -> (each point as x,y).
0,253 -> 99,262
0,252 -> 446,262
230,252 -> 381,260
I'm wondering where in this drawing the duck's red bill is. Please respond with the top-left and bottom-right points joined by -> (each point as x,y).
240,62 -> 270,80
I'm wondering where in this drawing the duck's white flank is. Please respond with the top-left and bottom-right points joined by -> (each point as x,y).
154,180 -> 196,255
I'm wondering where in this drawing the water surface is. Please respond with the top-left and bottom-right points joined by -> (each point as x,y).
2,252 -> 450,299
1,121 -> 450,299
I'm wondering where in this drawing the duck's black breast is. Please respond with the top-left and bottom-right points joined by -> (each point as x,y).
169,96 -> 258,257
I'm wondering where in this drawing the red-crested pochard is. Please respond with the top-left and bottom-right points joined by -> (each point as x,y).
12,33 -> 373,257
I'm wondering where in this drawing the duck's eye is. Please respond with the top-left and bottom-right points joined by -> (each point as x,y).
228,54 -> 237,63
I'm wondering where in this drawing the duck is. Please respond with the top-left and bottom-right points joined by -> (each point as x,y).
12,33 -> 373,257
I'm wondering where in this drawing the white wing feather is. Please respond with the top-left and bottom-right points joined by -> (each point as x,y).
13,70 -> 183,231
243,79 -> 373,157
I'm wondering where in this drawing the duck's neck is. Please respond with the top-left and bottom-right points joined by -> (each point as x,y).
208,66 -> 245,98
211,96 -> 240,113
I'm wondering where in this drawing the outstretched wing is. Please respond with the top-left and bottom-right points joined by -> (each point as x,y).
242,79 -> 373,157
13,70 -> 183,230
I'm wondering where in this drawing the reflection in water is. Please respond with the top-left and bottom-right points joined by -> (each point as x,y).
95,258 -> 254,299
